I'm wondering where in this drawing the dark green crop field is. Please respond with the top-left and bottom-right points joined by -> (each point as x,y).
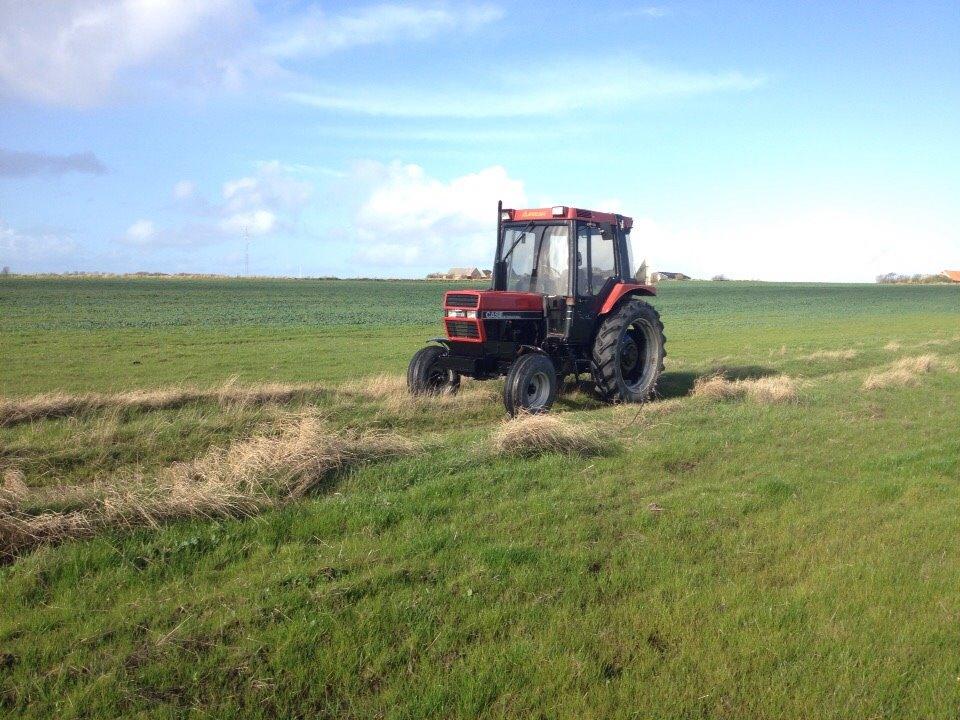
2,276 -> 956,394
2,277 -> 960,718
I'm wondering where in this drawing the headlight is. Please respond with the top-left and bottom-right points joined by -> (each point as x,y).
446,309 -> 478,318
465,310 -> 477,318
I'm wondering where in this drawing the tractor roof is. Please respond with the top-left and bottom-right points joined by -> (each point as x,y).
502,206 -> 633,231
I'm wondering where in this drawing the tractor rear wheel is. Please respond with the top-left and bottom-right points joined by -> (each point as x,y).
407,346 -> 460,396
503,353 -> 558,416
591,300 -> 665,403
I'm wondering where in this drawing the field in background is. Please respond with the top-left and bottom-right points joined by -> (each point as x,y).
2,277 -> 960,718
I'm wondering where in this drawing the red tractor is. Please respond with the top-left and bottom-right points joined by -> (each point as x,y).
408,203 -> 665,415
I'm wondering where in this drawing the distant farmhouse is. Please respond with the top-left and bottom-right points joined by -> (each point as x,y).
427,267 -> 491,280
943,270 -> 960,283
653,271 -> 691,281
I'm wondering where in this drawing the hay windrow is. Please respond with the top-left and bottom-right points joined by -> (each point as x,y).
863,354 -> 939,390
802,349 -> 858,361
337,373 -> 499,414
490,413 -> 607,457
0,413 -> 416,561
692,374 -> 799,404
0,379 -> 330,427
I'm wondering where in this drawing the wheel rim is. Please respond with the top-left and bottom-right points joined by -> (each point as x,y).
620,320 -> 658,392
524,370 -> 551,408
426,366 -> 450,391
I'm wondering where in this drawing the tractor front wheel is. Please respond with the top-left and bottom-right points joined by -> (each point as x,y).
503,353 -> 558,416
407,346 -> 460,396
592,300 -> 666,403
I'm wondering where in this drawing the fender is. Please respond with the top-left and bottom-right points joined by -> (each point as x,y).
598,282 -> 657,316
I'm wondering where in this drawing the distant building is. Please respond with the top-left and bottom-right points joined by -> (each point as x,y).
653,271 -> 691,281
481,269 -> 492,279
446,267 -> 483,280
942,270 -> 960,283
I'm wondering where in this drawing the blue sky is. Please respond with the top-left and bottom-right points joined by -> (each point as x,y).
0,0 -> 957,281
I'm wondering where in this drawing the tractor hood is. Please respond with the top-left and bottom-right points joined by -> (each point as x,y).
443,289 -> 544,314
442,289 -> 544,343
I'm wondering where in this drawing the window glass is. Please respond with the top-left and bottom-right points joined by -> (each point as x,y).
530,226 -> 568,295
624,230 -> 636,276
501,224 -> 569,294
501,226 -> 535,289
590,225 -> 617,292
576,225 -> 590,296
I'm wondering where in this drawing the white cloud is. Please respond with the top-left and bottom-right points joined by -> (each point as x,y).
350,162 -> 525,268
623,6 -> 670,18
219,209 -> 276,236
219,160 -> 312,237
0,1 -> 504,106
0,0 -> 252,106
125,219 -> 156,243
266,3 -> 503,58
121,161 -> 313,248
0,219 -> 77,269
633,208 -> 959,282
286,58 -> 765,118
172,180 -> 196,200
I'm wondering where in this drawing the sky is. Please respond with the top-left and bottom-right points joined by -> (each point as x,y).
0,0 -> 958,282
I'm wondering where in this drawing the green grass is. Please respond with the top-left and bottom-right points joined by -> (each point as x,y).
2,277 -> 960,718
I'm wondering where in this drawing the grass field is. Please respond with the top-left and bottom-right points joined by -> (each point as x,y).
2,277 -> 960,718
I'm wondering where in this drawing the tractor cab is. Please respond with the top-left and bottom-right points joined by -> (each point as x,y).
409,203 -> 666,416
494,206 -> 643,343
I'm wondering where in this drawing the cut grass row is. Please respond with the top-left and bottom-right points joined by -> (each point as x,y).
3,348 -> 955,563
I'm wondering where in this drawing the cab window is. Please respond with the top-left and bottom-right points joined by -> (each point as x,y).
576,223 -> 618,296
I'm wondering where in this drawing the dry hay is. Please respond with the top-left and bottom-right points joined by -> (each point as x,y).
863,354 -> 938,390
490,413 -> 607,457
608,398 -> 684,426
883,341 -> 902,352
1,468 -> 28,511
0,413 -> 415,561
802,349 -> 858,361
691,375 -> 744,401
0,378 -> 330,427
744,376 -> 800,404
337,374 -> 498,414
692,374 -> 798,405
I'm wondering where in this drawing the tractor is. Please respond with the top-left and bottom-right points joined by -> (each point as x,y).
408,203 -> 665,416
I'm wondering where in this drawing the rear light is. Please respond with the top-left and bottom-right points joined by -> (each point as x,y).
445,309 -> 477,318
551,206 -> 565,216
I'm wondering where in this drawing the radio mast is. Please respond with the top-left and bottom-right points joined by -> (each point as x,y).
244,227 -> 250,277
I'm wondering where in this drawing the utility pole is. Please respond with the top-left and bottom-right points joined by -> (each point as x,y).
244,227 -> 250,277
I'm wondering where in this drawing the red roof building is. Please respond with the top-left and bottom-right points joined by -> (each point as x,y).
942,270 -> 960,282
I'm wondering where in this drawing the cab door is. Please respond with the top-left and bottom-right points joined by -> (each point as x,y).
568,221 -> 620,345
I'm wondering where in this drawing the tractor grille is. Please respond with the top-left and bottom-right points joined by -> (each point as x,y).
446,320 -> 480,339
446,293 -> 479,308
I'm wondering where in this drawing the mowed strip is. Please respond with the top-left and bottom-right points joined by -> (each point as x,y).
1,413 -> 416,561
0,379 -> 332,427
4,348 -> 958,561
